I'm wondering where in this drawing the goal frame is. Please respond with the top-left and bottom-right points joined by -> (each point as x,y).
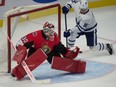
6,4 -> 61,73
0,0 -> 5,6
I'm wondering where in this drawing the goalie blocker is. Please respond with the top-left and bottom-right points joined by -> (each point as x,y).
51,57 -> 86,73
13,45 -> 27,64
12,45 -> 47,80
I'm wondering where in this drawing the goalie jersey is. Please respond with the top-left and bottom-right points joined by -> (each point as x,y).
17,30 -> 60,54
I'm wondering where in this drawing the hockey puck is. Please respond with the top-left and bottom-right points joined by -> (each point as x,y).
79,51 -> 82,53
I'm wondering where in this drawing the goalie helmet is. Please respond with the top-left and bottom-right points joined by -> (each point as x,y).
80,0 -> 88,14
43,22 -> 55,36
43,22 -> 55,41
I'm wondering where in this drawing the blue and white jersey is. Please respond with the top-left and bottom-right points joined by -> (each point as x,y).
65,0 -> 97,32
75,9 -> 97,32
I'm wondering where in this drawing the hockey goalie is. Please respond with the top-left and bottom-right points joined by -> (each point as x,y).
11,22 -> 86,80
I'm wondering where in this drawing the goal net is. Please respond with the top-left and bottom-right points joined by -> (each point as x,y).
0,4 -> 61,73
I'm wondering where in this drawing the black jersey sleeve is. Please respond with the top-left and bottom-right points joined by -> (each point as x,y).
23,41 -> 34,49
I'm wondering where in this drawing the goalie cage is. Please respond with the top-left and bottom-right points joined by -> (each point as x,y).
0,3 -> 61,73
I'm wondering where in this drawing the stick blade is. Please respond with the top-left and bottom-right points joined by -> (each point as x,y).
33,79 -> 51,84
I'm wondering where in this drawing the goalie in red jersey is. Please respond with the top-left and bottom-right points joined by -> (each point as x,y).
11,22 -> 86,80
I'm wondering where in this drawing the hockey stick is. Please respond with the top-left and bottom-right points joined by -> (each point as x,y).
64,14 -> 82,53
64,14 -> 68,48
2,30 -> 51,84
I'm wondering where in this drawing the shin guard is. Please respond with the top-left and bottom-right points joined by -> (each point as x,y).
51,56 -> 86,73
12,49 -> 47,80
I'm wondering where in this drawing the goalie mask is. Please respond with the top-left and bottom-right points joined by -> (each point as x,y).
43,22 -> 55,41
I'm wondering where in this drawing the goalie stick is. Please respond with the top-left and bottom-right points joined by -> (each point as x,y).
2,30 -> 51,84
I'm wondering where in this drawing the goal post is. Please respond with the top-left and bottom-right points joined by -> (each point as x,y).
0,3 -> 61,73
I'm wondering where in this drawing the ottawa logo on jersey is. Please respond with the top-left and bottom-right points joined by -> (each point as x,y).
41,43 -> 51,54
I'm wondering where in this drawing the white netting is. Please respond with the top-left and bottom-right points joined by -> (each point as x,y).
0,28 -> 8,72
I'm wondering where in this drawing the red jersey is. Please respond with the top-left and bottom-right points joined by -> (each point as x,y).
21,30 -> 60,54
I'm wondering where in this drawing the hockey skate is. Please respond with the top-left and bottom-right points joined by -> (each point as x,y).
106,43 -> 113,55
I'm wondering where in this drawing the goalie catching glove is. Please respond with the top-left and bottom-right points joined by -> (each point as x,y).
64,46 -> 80,59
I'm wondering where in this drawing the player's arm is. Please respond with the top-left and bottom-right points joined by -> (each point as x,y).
16,32 -> 36,49
62,0 -> 79,14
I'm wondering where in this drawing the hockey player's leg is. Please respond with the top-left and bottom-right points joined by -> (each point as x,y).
51,56 -> 86,73
11,49 -> 47,80
47,50 -> 61,64
89,43 -> 113,55
27,47 -> 36,57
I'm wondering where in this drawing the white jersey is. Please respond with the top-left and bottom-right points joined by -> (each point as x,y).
65,0 -> 97,32
76,9 -> 97,32
65,1 -> 111,54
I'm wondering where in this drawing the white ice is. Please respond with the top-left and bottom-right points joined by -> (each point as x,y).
0,5 -> 116,87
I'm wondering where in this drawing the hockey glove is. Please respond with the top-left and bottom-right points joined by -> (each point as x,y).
64,29 -> 72,37
13,45 -> 27,64
62,6 -> 69,14
71,0 -> 78,3
64,46 -> 80,59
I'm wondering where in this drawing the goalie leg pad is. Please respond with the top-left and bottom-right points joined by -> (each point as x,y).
51,56 -> 86,73
13,45 -> 27,64
75,60 -> 86,73
64,46 -> 80,59
12,49 -> 47,80
12,64 -> 25,80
